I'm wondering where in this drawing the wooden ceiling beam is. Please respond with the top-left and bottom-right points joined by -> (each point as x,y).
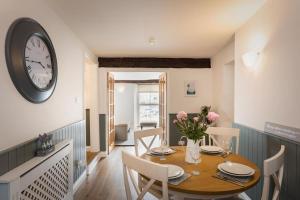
98,57 -> 211,68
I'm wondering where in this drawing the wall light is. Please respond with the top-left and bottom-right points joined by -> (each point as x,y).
148,37 -> 156,46
242,51 -> 260,68
117,84 -> 125,93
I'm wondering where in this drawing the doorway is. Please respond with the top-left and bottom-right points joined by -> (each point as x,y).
106,72 -> 167,153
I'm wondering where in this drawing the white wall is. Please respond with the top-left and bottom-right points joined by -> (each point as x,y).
84,59 -> 99,152
167,68 -> 213,113
113,72 -> 161,80
0,0 -> 96,151
235,0 -> 300,130
98,67 -> 214,148
99,68 -> 213,114
115,83 -> 137,129
212,41 -> 235,127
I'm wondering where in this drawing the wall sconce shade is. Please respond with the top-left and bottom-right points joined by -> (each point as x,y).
117,84 -> 125,93
242,51 -> 260,68
148,37 -> 156,46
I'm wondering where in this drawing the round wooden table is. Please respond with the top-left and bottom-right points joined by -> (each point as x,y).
142,146 -> 261,199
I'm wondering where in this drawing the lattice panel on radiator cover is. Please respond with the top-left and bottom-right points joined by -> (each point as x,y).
20,155 -> 70,200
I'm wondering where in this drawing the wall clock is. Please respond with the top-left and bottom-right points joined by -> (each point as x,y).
5,18 -> 57,103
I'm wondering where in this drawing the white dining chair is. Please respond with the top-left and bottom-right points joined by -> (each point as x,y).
134,127 -> 163,156
261,145 -> 285,200
235,145 -> 286,200
121,151 -> 169,200
205,127 -> 240,153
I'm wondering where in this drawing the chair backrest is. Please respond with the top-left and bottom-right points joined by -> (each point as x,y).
261,145 -> 285,200
205,127 -> 240,153
134,128 -> 163,156
121,151 -> 169,200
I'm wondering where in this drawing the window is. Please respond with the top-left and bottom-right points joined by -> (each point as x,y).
138,84 -> 159,124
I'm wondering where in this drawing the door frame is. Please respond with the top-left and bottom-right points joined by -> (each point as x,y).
107,72 -> 115,154
105,71 -> 168,154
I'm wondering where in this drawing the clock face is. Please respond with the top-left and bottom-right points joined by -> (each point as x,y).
25,35 -> 53,89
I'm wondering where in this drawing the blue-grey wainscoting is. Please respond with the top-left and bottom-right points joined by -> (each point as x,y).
99,114 -> 106,152
233,123 -> 266,200
234,123 -> 300,200
0,120 -> 86,183
51,120 -> 86,183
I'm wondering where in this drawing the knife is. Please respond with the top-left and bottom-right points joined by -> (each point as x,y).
212,175 -> 245,187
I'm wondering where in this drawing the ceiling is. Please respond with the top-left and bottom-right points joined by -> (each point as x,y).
46,0 -> 265,58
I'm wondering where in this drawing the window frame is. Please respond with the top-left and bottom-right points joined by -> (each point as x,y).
137,85 -> 159,124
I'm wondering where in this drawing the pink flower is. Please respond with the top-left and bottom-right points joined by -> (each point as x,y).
207,112 -> 219,122
176,111 -> 187,121
193,117 -> 199,122
173,119 -> 178,124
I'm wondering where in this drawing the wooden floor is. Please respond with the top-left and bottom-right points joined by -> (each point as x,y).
86,151 -> 98,165
74,146 -> 156,200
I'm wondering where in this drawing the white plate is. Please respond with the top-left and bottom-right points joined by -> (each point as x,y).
151,147 -> 174,155
218,167 -> 255,177
162,164 -> 184,179
200,146 -> 223,153
169,170 -> 184,180
218,162 -> 255,177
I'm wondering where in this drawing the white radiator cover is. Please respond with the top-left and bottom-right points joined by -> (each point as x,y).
0,140 -> 73,200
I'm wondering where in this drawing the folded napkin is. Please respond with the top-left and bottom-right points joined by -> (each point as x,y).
168,173 -> 191,185
217,171 -> 252,183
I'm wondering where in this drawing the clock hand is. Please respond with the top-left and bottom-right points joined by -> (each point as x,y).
26,59 -> 46,69
38,62 -> 46,69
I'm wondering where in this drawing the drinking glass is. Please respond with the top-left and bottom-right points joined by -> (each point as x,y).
190,148 -> 200,175
178,136 -> 186,148
220,136 -> 232,160
160,140 -> 168,161
220,136 -> 231,152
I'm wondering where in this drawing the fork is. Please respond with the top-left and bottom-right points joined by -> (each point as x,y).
212,175 -> 245,187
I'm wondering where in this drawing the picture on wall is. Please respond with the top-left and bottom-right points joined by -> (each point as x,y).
184,80 -> 197,96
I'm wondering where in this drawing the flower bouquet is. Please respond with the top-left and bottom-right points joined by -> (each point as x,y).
173,106 -> 219,163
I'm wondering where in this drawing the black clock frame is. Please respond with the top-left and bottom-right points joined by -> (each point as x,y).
5,18 -> 57,103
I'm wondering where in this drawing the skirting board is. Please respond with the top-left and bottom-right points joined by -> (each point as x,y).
73,169 -> 87,194
100,151 -> 107,156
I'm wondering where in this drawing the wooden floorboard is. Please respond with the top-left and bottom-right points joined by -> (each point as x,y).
74,146 -> 157,200
86,151 -> 98,165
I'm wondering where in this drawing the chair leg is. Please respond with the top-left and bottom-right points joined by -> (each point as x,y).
138,175 -> 142,191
